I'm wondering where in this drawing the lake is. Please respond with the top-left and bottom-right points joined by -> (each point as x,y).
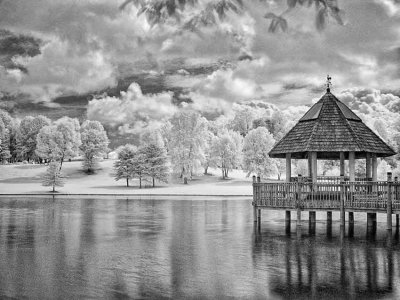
0,197 -> 399,299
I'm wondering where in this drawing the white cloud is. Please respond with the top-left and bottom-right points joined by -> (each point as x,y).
375,0 -> 400,16
15,36 -> 116,102
87,82 -> 176,134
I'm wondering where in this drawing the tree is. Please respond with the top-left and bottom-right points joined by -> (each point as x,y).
294,159 -> 308,177
201,127 -> 216,175
268,110 -> 290,141
131,147 -> 148,188
242,127 -> 276,179
113,144 -> 137,187
142,144 -> 169,187
41,161 -> 65,192
320,160 -> 340,176
8,119 -> 20,163
17,115 -> 51,162
377,159 -> 390,181
36,117 -> 81,168
373,119 -> 389,143
0,109 -> 12,163
210,130 -> 243,179
274,159 -> 286,181
35,125 -> 60,162
80,120 -> 109,174
53,117 -> 81,167
355,160 -> 366,178
140,128 -> 165,148
166,110 -> 207,183
230,106 -> 257,137
0,119 -> 10,163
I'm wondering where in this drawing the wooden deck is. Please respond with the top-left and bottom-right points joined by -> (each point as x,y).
253,180 -> 400,213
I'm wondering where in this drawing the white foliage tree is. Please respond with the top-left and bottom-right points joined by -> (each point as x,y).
53,117 -> 81,166
166,110 -> 207,183
141,143 -> 169,187
202,127 -> 216,175
113,144 -> 137,187
210,130 -> 243,179
35,117 -> 81,168
229,105 -> 257,137
41,161 -> 65,192
17,115 -> 51,162
36,125 -> 61,162
80,120 -> 109,174
294,159 -> 308,177
242,127 -> 276,179
0,110 -> 13,163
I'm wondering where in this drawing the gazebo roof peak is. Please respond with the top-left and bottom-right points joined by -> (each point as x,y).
269,88 -> 396,160
299,90 -> 361,122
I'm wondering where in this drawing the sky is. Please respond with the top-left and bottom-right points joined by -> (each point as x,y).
0,0 -> 399,139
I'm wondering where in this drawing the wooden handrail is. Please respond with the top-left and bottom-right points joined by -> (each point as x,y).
289,176 -> 371,184
253,181 -> 400,211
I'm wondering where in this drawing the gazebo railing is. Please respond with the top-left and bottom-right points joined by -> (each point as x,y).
290,176 -> 371,184
253,180 -> 400,211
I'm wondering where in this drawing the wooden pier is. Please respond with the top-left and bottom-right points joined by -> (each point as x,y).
252,174 -> 400,231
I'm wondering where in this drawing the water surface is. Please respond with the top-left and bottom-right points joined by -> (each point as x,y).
0,197 -> 399,299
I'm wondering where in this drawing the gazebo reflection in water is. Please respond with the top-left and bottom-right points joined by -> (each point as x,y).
252,78 -> 399,233
252,227 -> 398,299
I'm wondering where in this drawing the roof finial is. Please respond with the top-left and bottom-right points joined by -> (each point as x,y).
326,74 -> 332,93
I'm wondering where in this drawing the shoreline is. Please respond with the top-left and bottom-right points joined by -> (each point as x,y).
0,193 -> 253,200
0,193 -> 252,197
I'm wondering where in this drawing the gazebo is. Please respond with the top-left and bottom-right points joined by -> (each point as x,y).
269,79 -> 395,183
252,77 -> 399,233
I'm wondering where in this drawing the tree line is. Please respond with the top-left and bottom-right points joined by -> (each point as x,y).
2,103 -> 399,191
112,106 -> 304,187
0,109 -> 109,191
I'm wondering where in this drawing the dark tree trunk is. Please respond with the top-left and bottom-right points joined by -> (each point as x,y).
184,177 -> 188,184
152,177 -> 155,187
126,177 -> 129,187
204,166 -> 208,175
60,155 -> 64,169
52,184 -> 55,193
139,177 -> 142,189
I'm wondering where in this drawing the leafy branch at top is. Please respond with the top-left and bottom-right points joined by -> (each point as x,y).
119,0 -> 344,32
264,0 -> 345,32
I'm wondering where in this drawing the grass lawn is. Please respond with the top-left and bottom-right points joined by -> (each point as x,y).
0,159 -> 257,195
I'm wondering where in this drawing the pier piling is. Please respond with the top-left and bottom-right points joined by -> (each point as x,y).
367,213 -> 377,233
387,172 -> 393,231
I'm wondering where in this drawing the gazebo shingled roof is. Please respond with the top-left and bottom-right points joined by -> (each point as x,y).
269,90 -> 396,160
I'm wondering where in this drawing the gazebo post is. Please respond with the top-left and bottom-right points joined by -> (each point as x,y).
372,154 -> 378,194
311,152 -> 317,183
348,151 -> 355,227
371,154 -> 377,182
307,152 -> 312,180
286,153 -> 291,182
285,153 -> 292,230
349,151 -> 355,182
366,152 -> 372,180
309,152 -> 317,227
340,152 -> 345,177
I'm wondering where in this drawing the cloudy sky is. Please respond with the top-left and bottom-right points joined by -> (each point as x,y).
0,0 -> 399,139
